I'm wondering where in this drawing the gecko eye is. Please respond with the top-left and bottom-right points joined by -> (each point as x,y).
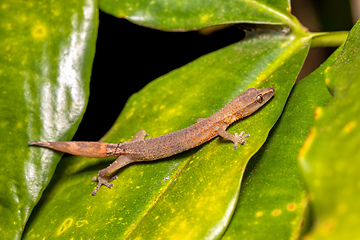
256,94 -> 264,103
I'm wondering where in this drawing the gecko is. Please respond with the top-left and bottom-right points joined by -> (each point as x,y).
29,87 -> 274,195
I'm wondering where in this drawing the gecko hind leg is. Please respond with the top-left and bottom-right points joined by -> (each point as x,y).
91,130 -> 148,196
91,156 -> 133,196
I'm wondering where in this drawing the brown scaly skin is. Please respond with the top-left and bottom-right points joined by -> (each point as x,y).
29,87 -> 275,195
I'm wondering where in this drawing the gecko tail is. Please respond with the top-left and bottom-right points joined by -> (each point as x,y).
28,141 -> 109,158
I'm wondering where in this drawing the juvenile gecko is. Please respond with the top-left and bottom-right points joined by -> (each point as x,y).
29,87 -> 274,195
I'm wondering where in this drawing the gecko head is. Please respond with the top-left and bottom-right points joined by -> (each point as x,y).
232,87 -> 275,118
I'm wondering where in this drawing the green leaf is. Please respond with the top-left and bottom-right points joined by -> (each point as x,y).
98,0 -> 297,31
299,20 -> 360,239
222,39 -> 339,239
24,31 -> 310,239
0,1 -> 98,239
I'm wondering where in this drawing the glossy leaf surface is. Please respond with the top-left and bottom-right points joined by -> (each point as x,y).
222,41 -> 337,239
0,1 -> 98,239
99,0 -> 295,31
299,20 -> 360,239
24,31 -> 310,239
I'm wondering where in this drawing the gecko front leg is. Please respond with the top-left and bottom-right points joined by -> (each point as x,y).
91,130 -> 148,196
217,127 -> 250,149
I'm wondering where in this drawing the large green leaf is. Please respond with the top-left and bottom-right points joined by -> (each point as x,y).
24,30 -> 310,239
0,1 -> 98,239
98,0 -> 298,31
299,20 -> 360,239
222,41 -> 341,239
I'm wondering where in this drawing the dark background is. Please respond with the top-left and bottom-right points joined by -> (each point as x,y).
72,0 -> 354,141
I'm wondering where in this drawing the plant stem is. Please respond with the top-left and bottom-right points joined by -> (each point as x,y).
310,31 -> 349,48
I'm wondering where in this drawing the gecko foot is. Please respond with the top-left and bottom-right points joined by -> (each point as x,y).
91,174 -> 117,196
233,131 -> 250,149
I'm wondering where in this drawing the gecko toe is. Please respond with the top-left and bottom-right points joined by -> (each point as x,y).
91,174 -> 117,196
104,183 -> 114,189
92,187 -> 100,196
109,175 -> 118,181
232,131 -> 250,149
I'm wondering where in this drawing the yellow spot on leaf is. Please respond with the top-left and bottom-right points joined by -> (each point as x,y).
256,211 -> 263,217
52,10 -> 60,16
343,121 -> 356,133
319,218 -> 337,233
76,220 -> 88,227
287,203 -> 296,211
125,108 -> 135,119
32,26 -> 46,38
258,74 -> 266,81
299,128 -> 315,159
314,107 -> 323,120
272,209 -> 281,216
200,14 -> 213,23
57,218 -> 73,235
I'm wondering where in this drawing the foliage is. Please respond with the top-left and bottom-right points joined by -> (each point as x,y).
0,0 -> 357,239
